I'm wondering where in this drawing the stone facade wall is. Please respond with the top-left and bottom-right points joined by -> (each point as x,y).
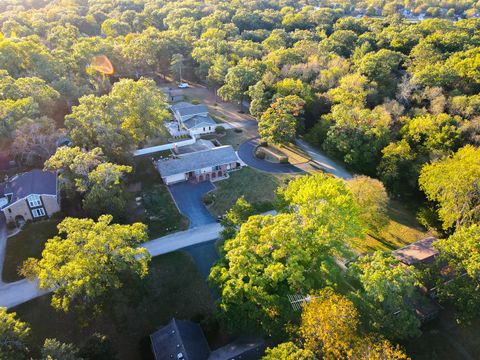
3,195 -> 60,224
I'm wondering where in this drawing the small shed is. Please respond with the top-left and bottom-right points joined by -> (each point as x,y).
392,237 -> 439,266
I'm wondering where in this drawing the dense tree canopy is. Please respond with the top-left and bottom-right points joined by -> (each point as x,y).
22,216 -> 150,314
419,145 -> 480,229
0,308 -> 30,360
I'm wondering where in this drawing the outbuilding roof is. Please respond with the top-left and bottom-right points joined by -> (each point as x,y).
150,319 -> 210,360
157,146 -> 239,177
183,115 -> 216,130
392,237 -> 439,266
1,169 -> 57,207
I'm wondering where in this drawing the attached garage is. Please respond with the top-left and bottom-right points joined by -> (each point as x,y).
157,145 -> 241,185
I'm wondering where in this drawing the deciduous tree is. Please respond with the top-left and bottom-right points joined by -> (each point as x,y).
22,216 -> 150,314
419,145 -> 480,229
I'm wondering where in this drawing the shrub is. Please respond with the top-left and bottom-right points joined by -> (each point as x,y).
215,126 -> 226,134
202,193 -> 214,205
191,99 -> 200,105
256,149 -> 266,159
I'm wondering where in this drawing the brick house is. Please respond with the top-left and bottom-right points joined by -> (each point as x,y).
157,145 -> 241,185
0,169 -> 60,226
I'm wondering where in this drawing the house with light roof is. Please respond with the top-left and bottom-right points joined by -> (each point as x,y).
170,102 -> 217,136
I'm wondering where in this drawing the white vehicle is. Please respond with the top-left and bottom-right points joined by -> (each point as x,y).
178,82 -> 190,88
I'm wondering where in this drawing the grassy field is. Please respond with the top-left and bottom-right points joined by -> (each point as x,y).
208,167 -> 298,217
11,252 -> 216,360
2,220 -> 60,283
354,199 -> 432,253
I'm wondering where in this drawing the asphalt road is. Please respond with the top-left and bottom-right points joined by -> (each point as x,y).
238,138 -> 304,174
295,139 -> 352,180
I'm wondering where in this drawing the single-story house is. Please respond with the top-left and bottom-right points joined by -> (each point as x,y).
157,145 -> 240,185
0,169 -> 60,225
170,102 -> 217,136
150,318 -> 266,360
392,237 -> 439,266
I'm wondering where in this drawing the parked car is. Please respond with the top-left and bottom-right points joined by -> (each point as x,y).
178,83 -> 190,88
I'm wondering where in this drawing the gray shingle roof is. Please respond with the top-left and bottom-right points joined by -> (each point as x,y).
183,115 -> 216,129
157,146 -> 239,177
170,102 -> 194,112
176,104 -> 209,117
150,319 -> 210,360
1,169 -> 57,206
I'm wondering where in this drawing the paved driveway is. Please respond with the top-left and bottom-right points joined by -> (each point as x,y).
238,138 -> 304,174
168,181 -> 216,228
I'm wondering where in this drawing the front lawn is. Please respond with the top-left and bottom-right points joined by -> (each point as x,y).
208,167 -> 298,217
217,129 -> 252,150
2,220 -> 60,283
142,184 -> 189,238
11,252 -> 217,360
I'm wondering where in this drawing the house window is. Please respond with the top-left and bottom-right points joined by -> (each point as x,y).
27,195 -> 41,207
32,208 -> 46,218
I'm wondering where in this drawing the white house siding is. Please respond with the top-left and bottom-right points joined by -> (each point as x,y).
190,126 -> 215,137
163,173 -> 188,185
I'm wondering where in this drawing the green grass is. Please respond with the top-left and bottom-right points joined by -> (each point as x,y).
130,157 -> 189,239
142,184 -> 189,238
208,167 -> 298,217
353,199 -> 431,253
217,129 -> 251,150
11,252 -> 216,360
2,220 -> 60,283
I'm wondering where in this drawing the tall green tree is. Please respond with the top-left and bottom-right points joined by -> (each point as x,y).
419,145 -> 480,229
65,78 -> 169,160
433,224 -> 480,323
22,216 -> 150,314
218,59 -> 265,112
347,176 -> 389,233
0,308 -> 30,360
259,95 -> 305,145
350,252 -> 421,340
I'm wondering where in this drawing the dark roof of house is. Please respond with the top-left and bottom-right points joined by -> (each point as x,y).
392,237 -> 439,266
208,338 -> 266,360
183,115 -> 216,130
150,319 -> 210,360
157,146 -> 239,177
1,169 -> 57,206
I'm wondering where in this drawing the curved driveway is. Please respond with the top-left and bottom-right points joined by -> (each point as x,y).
238,138 -> 304,174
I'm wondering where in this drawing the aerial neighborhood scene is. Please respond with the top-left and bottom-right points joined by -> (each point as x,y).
1,0 -> 480,359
